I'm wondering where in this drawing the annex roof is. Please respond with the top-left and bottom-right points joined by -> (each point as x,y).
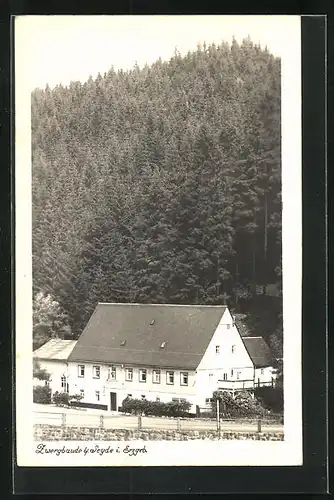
68,303 -> 227,370
241,336 -> 273,368
33,338 -> 77,361
233,313 -> 252,337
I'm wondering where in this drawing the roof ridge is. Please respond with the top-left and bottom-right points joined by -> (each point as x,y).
97,302 -> 227,308
73,345 -> 204,355
68,303 -> 226,368
243,336 -> 263,339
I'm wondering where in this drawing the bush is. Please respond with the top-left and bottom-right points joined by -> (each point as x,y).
33,361 -> 50,381
52,391 -> 69,406
121,397 -> 191,417
52,391 -> 83,407
211,390 -> 269,419
33,385 -> 52,404
254,386 -> 283,414
68,393 -> 84,405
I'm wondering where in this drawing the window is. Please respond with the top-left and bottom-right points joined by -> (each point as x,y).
95,390 -> 100,401
80,389 -> 84,398
108,366 -> 116,380
139,369 -> 147,383
172,398 -> 179,403
209,373 -> 213,378
61,375 -> 66,388
153,369 -> 161,384
166,371 -> 174,385
231,369 -> 234,377
231,345 -> 236,353
127,394 -> 132,398
125,368 -> 133,381
223,373 -> 227,381
180,372 -> 188,386
215,345 -> 220,354
78,365 -> 85,377
205,398 -> 213,404
237,372 -> 240,380
226,324 -> 231,329
141,395 -> 146,400
93,365 -> 100,379
156,396 -> 160,402
261,368 -> 264,375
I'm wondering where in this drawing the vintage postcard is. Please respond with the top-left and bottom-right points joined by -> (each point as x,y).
15,15 -> 302,467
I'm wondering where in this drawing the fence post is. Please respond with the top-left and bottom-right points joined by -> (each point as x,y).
177,418 -> 181,432
100,415 -> 104,429
61,413 -> 66,427
138,415 -> 142,430
257,418 -> 262,433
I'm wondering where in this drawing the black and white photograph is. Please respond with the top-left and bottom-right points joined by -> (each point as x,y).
15,15 -> 302,467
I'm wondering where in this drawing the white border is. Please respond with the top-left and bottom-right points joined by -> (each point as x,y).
15,15 -> 302,467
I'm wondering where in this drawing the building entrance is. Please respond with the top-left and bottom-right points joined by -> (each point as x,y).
110,392 -> 117,411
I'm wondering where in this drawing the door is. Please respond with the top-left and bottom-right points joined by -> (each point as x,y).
110,392 -> 117,411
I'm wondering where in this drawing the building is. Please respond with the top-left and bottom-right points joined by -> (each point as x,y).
242,336 -> 277,387
33,303 -> 277,412
33,338 -> 78,393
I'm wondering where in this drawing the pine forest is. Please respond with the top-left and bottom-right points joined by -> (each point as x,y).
31,38 -> 282,359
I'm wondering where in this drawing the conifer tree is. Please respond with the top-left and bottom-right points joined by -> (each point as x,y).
31,39 -> 282,344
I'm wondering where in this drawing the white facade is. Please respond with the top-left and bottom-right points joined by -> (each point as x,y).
33,339 -> 78,395
196,308 -> 256,405
254,366 -> 276,387
66,362 -> 197,411
34,359 -> 69,394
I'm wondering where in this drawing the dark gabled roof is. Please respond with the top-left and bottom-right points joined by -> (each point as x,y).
242,336 -> 273,368
68,303 -> 227,370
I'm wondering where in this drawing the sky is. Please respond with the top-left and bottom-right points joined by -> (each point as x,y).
15,15 -> 300,91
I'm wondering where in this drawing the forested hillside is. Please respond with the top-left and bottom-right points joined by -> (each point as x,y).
32,38 -> 282,355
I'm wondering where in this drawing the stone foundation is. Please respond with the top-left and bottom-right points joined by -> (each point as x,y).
34,424 -> 284,441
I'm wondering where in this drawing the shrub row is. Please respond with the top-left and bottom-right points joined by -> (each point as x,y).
52,391 -> 83,407
121,396 -> 191,417
211,390 -> 269,418
33,385 -> 52,404
32,387 -> 83,406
